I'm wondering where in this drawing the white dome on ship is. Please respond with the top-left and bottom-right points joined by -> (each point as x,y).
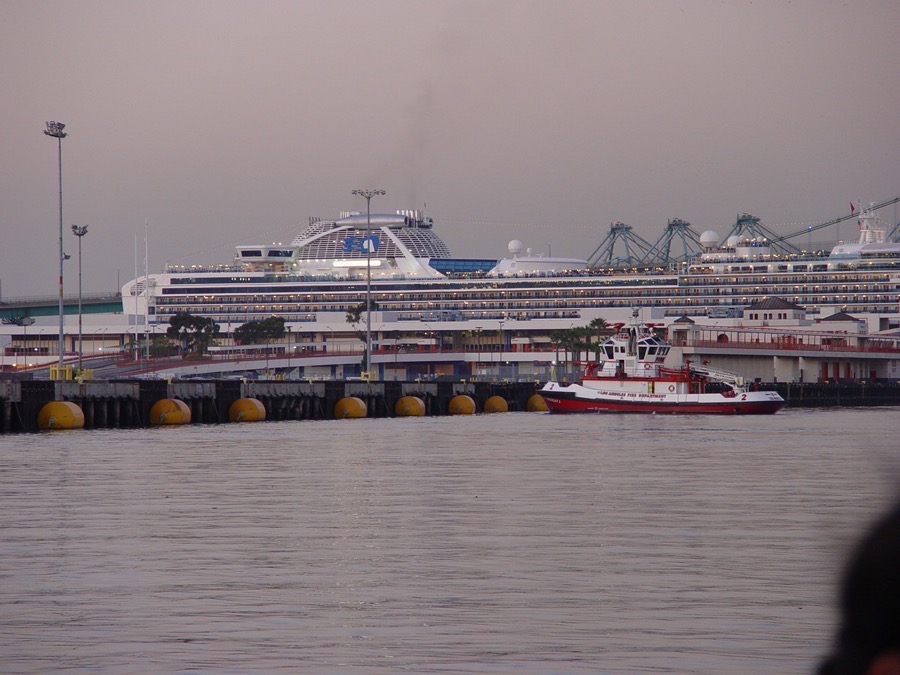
700,230 -> 719,249
291,212 -> 451,260
726,235 -> 741,248
508,240 -> 524,256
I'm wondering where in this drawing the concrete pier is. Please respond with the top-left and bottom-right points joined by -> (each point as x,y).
1,378 -> 897,434
772,381 -> 900,408
0,379 -> 548,433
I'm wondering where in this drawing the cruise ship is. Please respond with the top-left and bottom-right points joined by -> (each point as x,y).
122,203 -> 900,342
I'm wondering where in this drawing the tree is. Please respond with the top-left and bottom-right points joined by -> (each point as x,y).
587,317 -> 611,360
166,312 -> 219,356
149,336 -> 176,358
550,325 -> 600,376
568,326 -> 593,363
234,316 -> 286,346
549,328 -> 576,374
345,300 -> 377,343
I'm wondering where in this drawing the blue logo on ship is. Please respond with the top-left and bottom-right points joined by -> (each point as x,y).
342,235 -> 380,254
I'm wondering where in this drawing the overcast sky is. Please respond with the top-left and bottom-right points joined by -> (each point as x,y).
2,0 -> 898,297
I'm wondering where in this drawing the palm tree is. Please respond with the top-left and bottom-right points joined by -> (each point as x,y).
569,326 -> 594,368
549,327 -> 590,378
587,317 -> 611,360
549,329 -> 568,372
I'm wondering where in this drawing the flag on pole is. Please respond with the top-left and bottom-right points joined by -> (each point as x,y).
850,202 -> 856,214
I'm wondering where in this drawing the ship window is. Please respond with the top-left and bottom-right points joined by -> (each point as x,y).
638,346 -> 646,360
241,250 -> 263,257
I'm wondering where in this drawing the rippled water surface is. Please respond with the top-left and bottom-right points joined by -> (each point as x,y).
1,408 -> 898,673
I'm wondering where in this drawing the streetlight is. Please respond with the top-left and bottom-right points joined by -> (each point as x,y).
15,317 -> 35,370
71,224 -> 88,375
286,325 -> 292,376
475,327 -> 483,379
497,320 -> 506,381
44,121 -> 67,375
351,188 -> 385,378
422,321 -> 439,352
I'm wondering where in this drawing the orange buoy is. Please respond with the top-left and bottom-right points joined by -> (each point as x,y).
395,395 -> 426,417
483,395 -> 508,413
37,401 -> 85,430
228,397 -> 266,422
149,398 -> 192,425
335,396 -> 367,419
527,394 -> 549,412
448,394 -> 476,415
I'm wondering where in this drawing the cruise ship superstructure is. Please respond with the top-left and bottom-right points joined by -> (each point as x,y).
122,204 -> 900,338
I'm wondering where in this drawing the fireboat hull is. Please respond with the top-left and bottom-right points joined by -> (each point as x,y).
539,386 -> 785,415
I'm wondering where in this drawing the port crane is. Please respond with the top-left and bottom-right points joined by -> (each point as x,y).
587,195 -> 899,269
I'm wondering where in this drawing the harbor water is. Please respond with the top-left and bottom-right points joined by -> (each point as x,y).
1,408 -> 898,673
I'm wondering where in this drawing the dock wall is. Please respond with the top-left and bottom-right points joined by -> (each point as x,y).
771,381 -> 900,408
0,379 -> 545,433
1,379 -> 898,434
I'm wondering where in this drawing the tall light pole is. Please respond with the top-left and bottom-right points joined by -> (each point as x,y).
497,320 -> 506,381
475,327 -> 483,379
351,188 -> 385,378
44,121 -> 67,374
15,317 -> 35,370
71,224 -> 88,375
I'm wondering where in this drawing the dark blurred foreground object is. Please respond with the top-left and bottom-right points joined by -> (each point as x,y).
819,500 -> 900,675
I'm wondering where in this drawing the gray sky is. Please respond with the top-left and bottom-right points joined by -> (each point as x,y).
2,0 -> 898,298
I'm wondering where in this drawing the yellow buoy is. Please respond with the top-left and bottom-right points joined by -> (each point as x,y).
149,398 -> 192,425
448,394 -> 476,415
483,395 -> 509,413
395,395 -> 426,417
527,394 -> 549,412
228,397 -> 266,422
335,396 -> 367,419
37,401 -> 85,430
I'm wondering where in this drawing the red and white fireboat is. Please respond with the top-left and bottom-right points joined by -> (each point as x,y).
539,314 -> 785,415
